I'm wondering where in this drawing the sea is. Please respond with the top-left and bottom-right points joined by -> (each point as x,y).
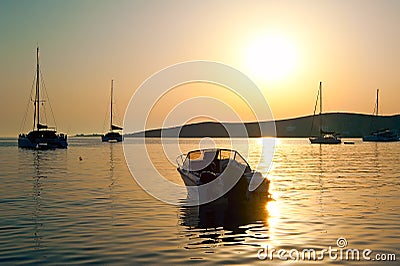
0,137 -> 398,265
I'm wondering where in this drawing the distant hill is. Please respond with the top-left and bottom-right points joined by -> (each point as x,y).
126,112 -> 400,138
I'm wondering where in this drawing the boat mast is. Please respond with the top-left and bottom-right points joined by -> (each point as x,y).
376,89 -> 379,116
110,79 -> 113,131
319,81 -> 322,133
33,46 -> 40,131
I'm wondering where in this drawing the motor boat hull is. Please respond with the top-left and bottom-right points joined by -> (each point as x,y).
178,169 -> 269,204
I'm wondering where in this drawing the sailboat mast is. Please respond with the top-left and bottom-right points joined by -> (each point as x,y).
319,81 -> 322,132
33,46 -> 40,130
376,89 -> 379,116
110,79 -> 113,131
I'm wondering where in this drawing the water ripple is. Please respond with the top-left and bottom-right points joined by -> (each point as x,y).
0,138 -> 399,264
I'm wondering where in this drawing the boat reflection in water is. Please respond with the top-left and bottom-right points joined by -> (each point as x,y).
32,151 -> 45,251
179,197 -> 271,249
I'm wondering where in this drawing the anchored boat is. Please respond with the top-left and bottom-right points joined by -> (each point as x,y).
101,80 -> 123,142
362,89 -> 399,142
309,82 -> 341,144
18,47 -> 67,149
177,148 -> 270,205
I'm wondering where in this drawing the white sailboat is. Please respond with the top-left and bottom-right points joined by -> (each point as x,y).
18,46 -> 68,149
309,82 -> 341,144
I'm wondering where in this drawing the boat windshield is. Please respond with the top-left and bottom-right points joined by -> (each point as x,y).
181,149 -> 251,174
181,149 -> 216,172
323,134 -> 336,139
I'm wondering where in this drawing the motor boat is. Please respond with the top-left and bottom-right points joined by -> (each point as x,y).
176,148 -> 270,205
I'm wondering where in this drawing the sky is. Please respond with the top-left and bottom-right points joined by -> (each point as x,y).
0,0 -> 399,136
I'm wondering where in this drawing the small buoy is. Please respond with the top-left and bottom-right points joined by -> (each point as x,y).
79,156 -> 83,161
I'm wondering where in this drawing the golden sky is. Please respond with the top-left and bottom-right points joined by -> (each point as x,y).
0,0 -> 399,136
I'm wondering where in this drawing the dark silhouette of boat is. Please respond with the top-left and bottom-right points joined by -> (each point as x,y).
363,89 -> 399,142
176,148 -> 270,205
309,82 -> 341,144
101,80 -> 123,142
18,47 -> 67,149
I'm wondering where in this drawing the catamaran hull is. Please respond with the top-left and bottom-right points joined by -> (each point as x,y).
101,132 -> 123,142
362,136 -> 399,142
18,136 -> 68,149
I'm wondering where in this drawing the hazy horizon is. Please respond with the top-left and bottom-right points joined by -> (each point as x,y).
1,0 -> 400,136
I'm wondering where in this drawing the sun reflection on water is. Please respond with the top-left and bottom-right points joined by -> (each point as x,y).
265,200 -> 281,246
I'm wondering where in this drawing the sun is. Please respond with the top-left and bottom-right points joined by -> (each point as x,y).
244,34 -> 298,82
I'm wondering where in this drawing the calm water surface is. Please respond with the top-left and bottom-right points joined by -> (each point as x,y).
0,137 -> 398,264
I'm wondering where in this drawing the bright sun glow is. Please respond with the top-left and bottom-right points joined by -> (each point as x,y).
245,34 -> 298,82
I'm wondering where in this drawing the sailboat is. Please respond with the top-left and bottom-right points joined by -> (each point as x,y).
309,82 -> 341,144
362,89 -> 399,142
101,80 -> 123,142
18,47 -> 68,149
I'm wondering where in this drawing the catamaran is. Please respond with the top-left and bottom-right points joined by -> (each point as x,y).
309,82 -> 341,144
101,80 -> 123,142
18,47 -> 68,149
362,89 -> 399,142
